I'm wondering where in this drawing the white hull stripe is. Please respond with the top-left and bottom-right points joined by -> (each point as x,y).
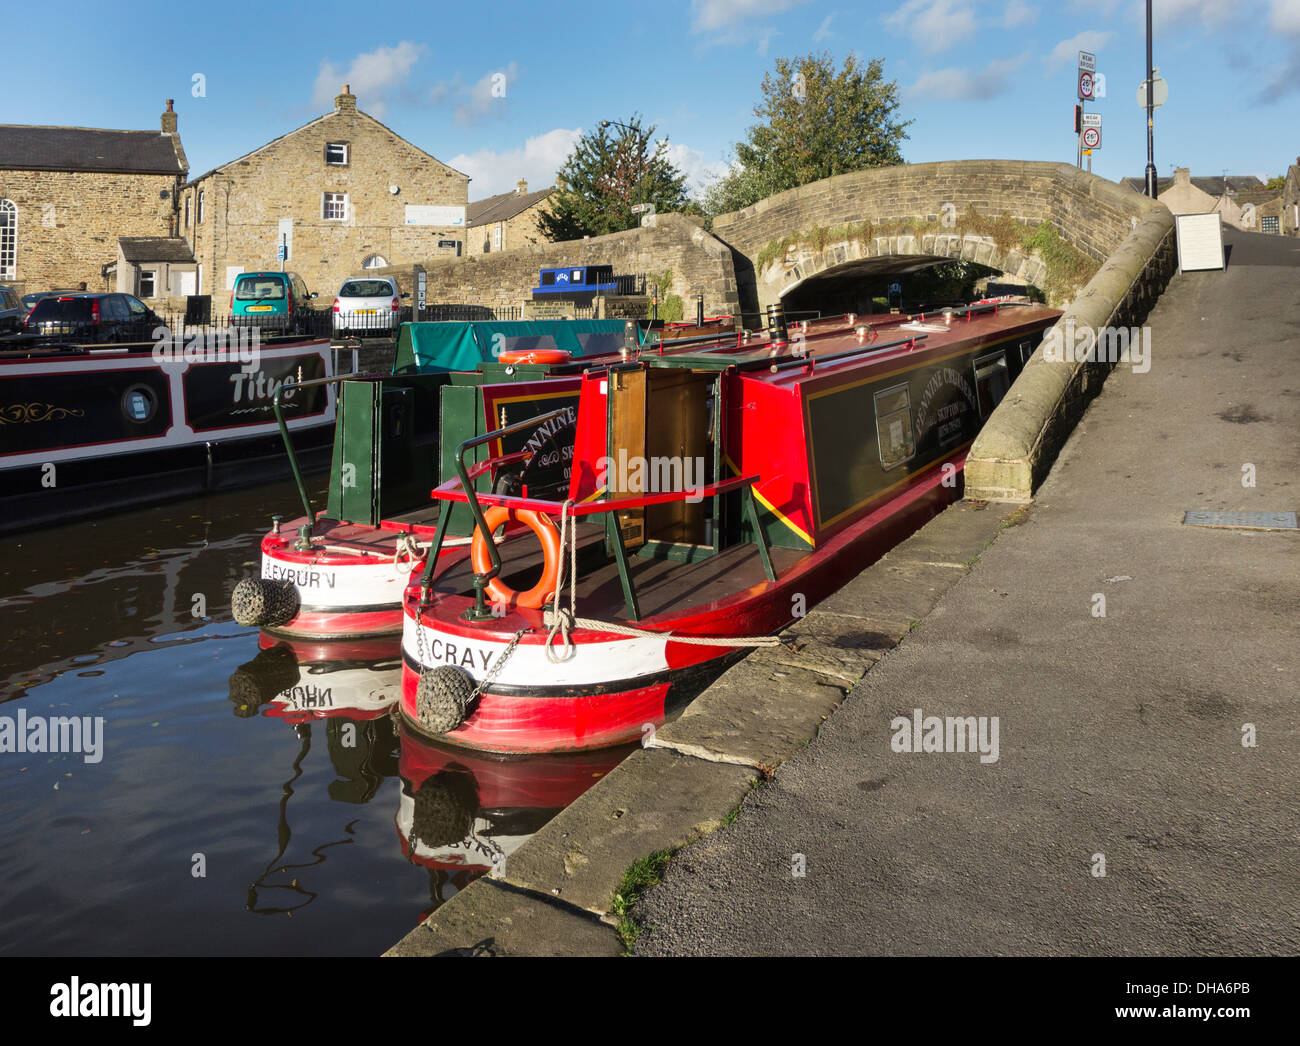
403,616 -> 670,688
262,553 -> 415,608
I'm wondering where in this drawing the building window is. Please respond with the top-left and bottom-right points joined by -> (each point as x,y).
197,190 -> 205,224
493,224 -> 503,250
1261,215 -> 1280,235
361,254 -> 388,269
184,196 -> 191,227
0,200 -> 14,279
139,270 -> 156,298
325,142 -> 349,165
323,193 -> 348,220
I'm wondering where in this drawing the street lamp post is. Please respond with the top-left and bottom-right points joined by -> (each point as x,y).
1144,0 -> 1158,199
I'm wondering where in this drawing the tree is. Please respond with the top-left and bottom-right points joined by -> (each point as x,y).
703,52 -> 911,216
1266,175 -> 1286,192
539,115 -> 690,241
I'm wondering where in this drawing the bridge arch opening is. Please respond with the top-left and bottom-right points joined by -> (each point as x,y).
779,256 -> 1041,317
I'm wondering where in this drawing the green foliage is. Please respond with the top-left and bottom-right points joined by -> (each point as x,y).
1266,175 -> 1286,192
647,268 -> 684,322
612,848 -> 676,951
539,114 -> 690,241
703,51 -> 911,216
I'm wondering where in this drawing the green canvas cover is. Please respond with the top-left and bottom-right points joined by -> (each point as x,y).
393,319 -> 641,374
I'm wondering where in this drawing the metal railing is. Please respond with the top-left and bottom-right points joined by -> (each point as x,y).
416,410 -> 775,621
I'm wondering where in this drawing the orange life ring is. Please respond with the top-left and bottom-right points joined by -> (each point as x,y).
469,506 -> 562,610
497,348 -> 571,366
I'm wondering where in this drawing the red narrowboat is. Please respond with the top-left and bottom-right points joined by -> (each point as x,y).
399,301 -> 1061,753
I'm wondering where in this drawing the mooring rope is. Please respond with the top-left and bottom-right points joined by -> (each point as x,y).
543,499 -> 781,663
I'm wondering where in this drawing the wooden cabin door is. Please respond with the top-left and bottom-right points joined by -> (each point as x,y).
607,367 -> 647,550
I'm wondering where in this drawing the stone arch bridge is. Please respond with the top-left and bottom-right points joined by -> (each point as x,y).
709,160 -> 1170,314
392,161 -> 1168,321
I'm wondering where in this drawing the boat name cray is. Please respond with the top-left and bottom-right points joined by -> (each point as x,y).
0,710 -> 104,764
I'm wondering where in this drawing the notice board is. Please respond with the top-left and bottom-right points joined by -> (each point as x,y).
1175,213 -> 1225,272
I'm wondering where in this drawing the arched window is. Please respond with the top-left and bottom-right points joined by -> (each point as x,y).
0,201 -> 15,279
361,254 -> 388,269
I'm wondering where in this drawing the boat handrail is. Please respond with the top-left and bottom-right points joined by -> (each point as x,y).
271,370 -> 388,527
416,408 -> 772,617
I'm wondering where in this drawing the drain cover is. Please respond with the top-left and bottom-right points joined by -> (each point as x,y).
1182,511 -> 1298,530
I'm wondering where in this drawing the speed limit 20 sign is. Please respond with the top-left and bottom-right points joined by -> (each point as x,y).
1082,125 -> 1101,149
1079,71 -> 1094,100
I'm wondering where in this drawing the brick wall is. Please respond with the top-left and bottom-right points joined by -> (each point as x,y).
0,169 -> 179,293
182,93 -> 469,302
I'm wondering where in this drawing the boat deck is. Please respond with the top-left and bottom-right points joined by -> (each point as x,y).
433,523 -> 803,621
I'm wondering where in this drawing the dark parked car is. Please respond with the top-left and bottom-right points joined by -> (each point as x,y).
0,286 -> 22,335
22,293 -> 163,343
20,291 -> 57,321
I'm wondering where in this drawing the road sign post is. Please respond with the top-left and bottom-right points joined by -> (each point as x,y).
1076,50 -> 1096,169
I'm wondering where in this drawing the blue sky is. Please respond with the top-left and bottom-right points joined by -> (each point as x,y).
8,0 -> 1299,198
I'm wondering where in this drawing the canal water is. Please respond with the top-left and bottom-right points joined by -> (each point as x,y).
0,481 -> 632,956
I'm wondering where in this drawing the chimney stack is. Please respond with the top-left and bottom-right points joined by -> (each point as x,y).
516,178 -> 528,195
161,99 -> 178,135
335,83 -> 357,112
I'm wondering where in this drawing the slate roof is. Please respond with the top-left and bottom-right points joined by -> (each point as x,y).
1121,174 -> 1265,196
467,186 -> 554,226
119,237 -> 195,263
0,125 -> 185,175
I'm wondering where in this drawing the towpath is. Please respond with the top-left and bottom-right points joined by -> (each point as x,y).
631,228 -> 1300,955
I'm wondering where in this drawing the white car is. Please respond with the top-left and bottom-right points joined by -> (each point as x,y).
332,277 -> 407,335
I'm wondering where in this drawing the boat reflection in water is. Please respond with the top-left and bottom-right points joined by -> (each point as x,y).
396,728 -> 632,919
227,635 -> 630,922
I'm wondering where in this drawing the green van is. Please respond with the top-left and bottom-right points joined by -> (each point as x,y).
229,271 -> 318,333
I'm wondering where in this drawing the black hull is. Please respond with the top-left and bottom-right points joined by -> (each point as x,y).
0,426 -> 334,537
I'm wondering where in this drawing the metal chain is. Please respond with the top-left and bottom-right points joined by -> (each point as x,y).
471,628 -> 528,700
412,599 -> 529,702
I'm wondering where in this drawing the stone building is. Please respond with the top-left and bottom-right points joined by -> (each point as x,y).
181,85 -> 469,302
1121,169 -> 1287,233
1280,158 -> 1300,237
467,179 -> 554,254
0,102 -> 187,294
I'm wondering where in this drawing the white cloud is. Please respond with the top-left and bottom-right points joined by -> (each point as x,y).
311,42 -> 425,117
813,13 -> 837,41
884,0 -> 978,53
1043,30 -> 1116,71
663,142 -> 731,195
908,54 -> 1029,100
1002,0 -> 1037,27
691,0 -> 810,31
450,127 -> 583,199
431,64 -> 520,126
1146,0 -> 1236,28
1270,0 -> 1300,32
